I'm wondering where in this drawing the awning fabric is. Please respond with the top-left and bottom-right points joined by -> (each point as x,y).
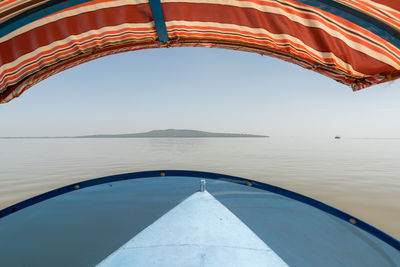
1,0 -> 400,103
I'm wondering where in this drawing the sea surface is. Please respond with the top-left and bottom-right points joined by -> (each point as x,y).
1,137 -> 399,239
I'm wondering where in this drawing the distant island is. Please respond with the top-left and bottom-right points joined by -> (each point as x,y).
77,129 -> 268,138
2,129 -> 269,139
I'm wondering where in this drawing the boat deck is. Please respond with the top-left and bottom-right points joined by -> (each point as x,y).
0,171 -> 399,266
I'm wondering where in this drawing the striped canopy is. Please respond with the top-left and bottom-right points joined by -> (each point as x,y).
0,0 -> 400,103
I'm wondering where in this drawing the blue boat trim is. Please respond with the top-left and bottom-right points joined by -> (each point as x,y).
149,0 -> 169,43
0,170 -> 399,251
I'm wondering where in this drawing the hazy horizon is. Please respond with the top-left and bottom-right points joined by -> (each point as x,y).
0,128 -> 400,140
0,128 -> 269,138
1,47 -> 400,138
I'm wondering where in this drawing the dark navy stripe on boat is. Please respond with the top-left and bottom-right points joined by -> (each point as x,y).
0,170 -> 399,251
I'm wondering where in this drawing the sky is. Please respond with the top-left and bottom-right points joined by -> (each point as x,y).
1,47 -> 400,138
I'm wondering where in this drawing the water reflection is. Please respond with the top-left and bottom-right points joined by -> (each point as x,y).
1,137 -> 399,239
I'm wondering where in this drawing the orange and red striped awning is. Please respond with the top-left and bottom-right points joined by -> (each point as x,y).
1,0 -> 400,103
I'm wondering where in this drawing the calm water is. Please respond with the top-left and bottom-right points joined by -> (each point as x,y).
1,137 -> 399,239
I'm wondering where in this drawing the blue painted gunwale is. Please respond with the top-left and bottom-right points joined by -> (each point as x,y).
0,0 -> 399,49
0,169 -> 399,251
